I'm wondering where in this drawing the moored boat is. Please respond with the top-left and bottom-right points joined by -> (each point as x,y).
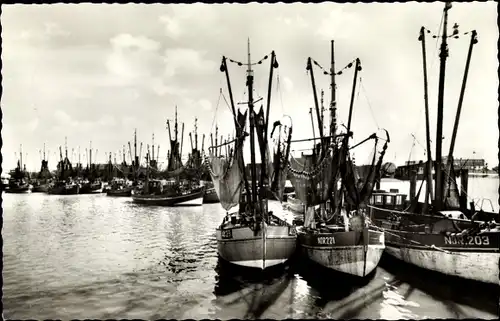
48,181 -> 80,195
211,41 -> 296,270
203,182 -> 220,204
132,181 -> 205,206
368,2 -> 500,286
289,40 -> 389,278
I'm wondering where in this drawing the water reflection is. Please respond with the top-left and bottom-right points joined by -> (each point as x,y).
214,258 -> 293,319
3,193 -> 498,320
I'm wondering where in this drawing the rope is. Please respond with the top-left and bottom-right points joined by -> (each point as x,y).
370,225 -> 466,256
359,78 -> 380,130
276,70 -> 285,115
211,88 -> 223,133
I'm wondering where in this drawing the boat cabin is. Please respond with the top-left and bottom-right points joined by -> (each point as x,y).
369,189 -> 407,211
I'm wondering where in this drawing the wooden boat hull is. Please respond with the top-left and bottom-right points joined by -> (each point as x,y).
383,228 -> 499,285
4,185 -> 31,193
216,224 -> 297,269
132,188 -> 204,206
370,205 -> 500,285
203,187 -> 220,203
298,228 -> 385,277
79,184 -> 103,194
48,185 -> 80,195
106,187 -> 132,197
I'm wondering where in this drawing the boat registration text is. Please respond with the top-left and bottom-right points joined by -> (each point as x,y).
317,236 -> 336,245
444,235 -> 490,246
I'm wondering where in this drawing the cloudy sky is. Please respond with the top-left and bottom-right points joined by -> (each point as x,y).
2,2 -> 498,172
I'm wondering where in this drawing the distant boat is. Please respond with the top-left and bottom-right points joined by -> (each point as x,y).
6,146 -> 32,193
48,181 -> 79,195
5,179 -> 31,194
211,42 -> 296,270
132,180 -> 205,206
202,182 -> 220,203
106,179 -> 133,197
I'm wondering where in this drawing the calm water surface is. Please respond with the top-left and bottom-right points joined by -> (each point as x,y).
2,177 -> 499,319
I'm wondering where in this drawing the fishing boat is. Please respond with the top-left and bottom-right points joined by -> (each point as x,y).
78,141 -> 104,194
208,40 -> 296,270
203,181 -> 220,203
31,143 -> 53,193
132,109 -> 206,206
5,145 -> 32,194
368,2 -> 500,285
48,140 -> 80,195
289,40 -> 389,278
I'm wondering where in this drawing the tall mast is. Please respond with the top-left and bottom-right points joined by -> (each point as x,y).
307,57 -> 324,140
65,136 -> 68,159
330,40 -> 337,137
247,38 -> 258,208
134,128 -> 138,166
194,117 -> 198,150
320,89 -> 325,133
152,133 -> 155,161
434,2 -> 452,210
175,106 -> 178,141
419,27 -> 435,207
448,30 -> 477,160
89,141 -> 93,165
346,58 -> 361,136
20,144 -> 23,169
43,143 -> 46,160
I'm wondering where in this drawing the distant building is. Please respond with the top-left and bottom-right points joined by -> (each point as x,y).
395,157 -> 486,180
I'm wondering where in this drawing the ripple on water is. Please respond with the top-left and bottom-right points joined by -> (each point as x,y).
3,192 -> 499,320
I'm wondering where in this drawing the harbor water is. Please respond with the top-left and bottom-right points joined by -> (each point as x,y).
2,177 -> 499,320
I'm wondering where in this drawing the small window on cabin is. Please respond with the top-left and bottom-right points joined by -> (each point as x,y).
386,196 -> 393,204
396,196 -> 402,205
375,195 -> 383,204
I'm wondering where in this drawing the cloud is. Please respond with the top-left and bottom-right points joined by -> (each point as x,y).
315,8 -> 362,40
159,15 -> 181,39
199,99 -> 212,111
163,48 -> 217,78
106,33 -> 163,82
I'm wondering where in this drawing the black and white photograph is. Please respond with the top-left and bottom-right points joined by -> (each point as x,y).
1,1 -> 499,319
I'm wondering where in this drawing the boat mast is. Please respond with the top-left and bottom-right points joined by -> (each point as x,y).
134,129 -> 138,169
152,133 -> 155,162
346,58 -> 361,137
195,117 -> 198,150
246,38 -> 258,211
306,57 -> 324,148
330,40 -> 337,137
434,2 -> 452,210
419,26 -> 435,209
320,89 -> 325,133
448,30 -> 477,163
20,144 -> 23,170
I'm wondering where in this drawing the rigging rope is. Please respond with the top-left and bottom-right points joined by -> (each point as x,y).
359,78 -> 380,130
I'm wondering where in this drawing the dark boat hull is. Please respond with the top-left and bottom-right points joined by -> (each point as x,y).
48,184 -> 80,195
203,187 -> 220,203
298,227 -> 385,277
106,187 -> 132,197
369,205 -> 500,285
79,183 -> 103,194
32,184 -> 50,193
132,188 -> 205,206
4,185 -> 31,193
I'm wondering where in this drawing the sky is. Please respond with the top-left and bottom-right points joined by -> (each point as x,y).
1,2 -> 498,172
